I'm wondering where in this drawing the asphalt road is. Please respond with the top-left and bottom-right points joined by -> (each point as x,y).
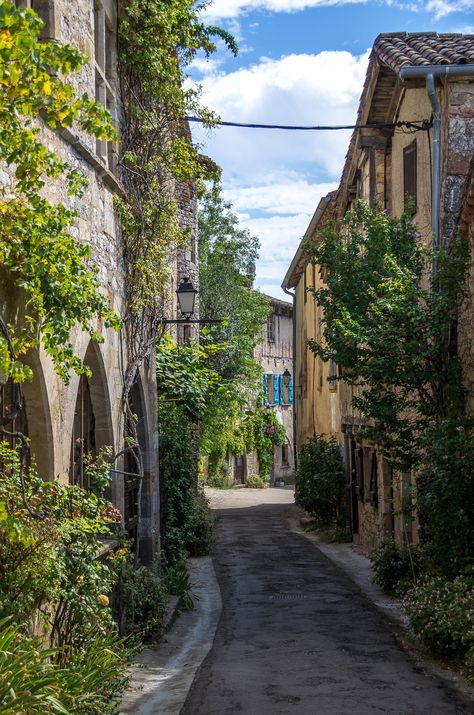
181,489 -> 471,715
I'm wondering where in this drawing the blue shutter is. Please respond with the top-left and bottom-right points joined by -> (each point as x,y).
263,374 -> 268,405
273,374 -> 280,405
278,374 -> 283,405
288,375 -> 293,404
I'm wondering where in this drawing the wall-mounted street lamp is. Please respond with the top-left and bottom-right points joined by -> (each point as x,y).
282,368 -> 291,390
176,277 -> 198,319
162,277 -> 222,325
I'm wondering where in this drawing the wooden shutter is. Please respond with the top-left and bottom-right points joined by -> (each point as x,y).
263,374 -> 269,405
403,139 -> 417,214
273,374 -> 280,405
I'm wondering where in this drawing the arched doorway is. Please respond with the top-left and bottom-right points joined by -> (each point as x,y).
69,341 -> 114,489
125,373 -> 153,559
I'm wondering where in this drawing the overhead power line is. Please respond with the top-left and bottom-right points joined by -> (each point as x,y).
185,117 -> 431,132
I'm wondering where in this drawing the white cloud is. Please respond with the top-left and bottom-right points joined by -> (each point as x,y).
203,0 -> 473,19
193,50 -> 369,181
223,178 -> 337,215
425,0 -> 474,17
191,49 -> 367,290
203,0 -> 366,20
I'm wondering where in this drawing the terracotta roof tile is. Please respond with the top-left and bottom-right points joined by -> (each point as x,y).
374,33 -> 474,75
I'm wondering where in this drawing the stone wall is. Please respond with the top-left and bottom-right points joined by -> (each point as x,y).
0,0 -> 164,563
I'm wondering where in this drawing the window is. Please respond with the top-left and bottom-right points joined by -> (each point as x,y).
329,358 -> 338,392
403,139 -> 417,214
0,379 -> 28,452
266,314 -> 275,342
16,1 -> 56,39
94,1 -> 117,170
281,443 -> 289,467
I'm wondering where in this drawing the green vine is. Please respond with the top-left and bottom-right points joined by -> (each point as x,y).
0,2 -> 119,385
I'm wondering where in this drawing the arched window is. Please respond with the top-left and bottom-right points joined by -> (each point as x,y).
69,374 -> 96,489
0,378 -> 28,451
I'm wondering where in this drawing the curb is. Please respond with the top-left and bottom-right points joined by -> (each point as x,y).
162,594 -> 181,632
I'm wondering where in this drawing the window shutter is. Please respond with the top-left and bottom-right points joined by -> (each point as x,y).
288,375 -> 293,405
273,374 -> 280,405
403,139 -> 417,214
263,374 -> 268,405
278,374 -> 283,405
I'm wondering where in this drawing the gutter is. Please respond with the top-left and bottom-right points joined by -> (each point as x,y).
399,64 -> 474,276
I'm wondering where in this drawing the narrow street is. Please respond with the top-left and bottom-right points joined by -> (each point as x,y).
181,488 -> 471,715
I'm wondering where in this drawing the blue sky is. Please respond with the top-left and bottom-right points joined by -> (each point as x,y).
189,0 -> 474,299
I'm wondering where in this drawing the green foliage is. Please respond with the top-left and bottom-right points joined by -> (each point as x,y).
117,1 -> 235,348
114,558 -> 168,641
370,537 -> 420,596
158,403 -> 213,566
0,1 -> 119,383
199,185 -> 269,383
197,185 -> 275,480
295,435 -> 345,527
246,474 -> 267,489
309,201 -> 468,471
403,575 -> 474,681
416,420 -> 474,578
156,334 -> 225,417
162,561 -> 194,610
0,618 -> 127,715
0,618 -> 67,715
0,443 -> 120,644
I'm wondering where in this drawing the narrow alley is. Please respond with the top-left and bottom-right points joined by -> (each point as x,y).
180,488 -> 471,715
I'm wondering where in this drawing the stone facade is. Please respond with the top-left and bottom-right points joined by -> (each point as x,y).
1,0 -> 199,564
254,295 -> 295,484
283,33 -> 474,552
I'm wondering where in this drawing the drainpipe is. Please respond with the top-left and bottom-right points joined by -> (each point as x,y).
399,64 -> 474,277
283,285 -> 297,472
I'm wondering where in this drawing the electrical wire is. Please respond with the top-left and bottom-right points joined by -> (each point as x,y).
185,116 -> 432,132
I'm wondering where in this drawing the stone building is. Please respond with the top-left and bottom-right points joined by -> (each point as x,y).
254,295 -> 295,484
0,0 -> 198,563
283,33 -> 474,551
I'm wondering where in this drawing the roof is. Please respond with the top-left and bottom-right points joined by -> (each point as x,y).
374,33 -> 474,76
262,293 -> 293,312
282,191 -> 337,290
335,32 -> 474,216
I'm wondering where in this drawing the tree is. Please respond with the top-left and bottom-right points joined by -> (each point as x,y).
308,201 -> 467,471
198,185 -> 269,383
197,185 -> 271,479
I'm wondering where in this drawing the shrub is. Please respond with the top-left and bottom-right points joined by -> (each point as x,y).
403,575 -> 474,681
0,618 -> 65,715
370,538 -> 420,596
186,486 -> 214,557
159,405 -> 214,565
295,435 -> 345,527
162,561 -> 194,610
416,420 -> 474,579
246,474 -> 267,489
0,619 -> 127,715
114,559 -> 168,641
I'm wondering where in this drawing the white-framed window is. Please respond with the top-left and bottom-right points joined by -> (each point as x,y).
93,0 -> 117,171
